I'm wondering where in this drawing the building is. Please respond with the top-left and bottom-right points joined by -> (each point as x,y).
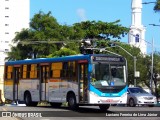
129,0 -> 147,55
0,0 -> 30,102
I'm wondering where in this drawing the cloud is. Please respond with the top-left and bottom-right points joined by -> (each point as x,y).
76,8 -> 87,22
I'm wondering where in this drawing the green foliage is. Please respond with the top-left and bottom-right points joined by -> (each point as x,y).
7,11 -> 129,60
157,85 -> 160,96
154,0 -> 160,12
73,20 -> 129,39
47,48 -> 77,58
153,52 -> 160,73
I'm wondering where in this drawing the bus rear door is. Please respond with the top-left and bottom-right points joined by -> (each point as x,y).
78,60 -> 88,103
13,65 -> 20,103
40,64 -> 49,101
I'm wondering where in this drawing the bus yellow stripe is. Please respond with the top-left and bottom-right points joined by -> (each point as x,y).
4,80 -> 13,85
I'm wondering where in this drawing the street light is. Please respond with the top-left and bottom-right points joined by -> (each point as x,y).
129,21 -> 156,91
148,23 -> 160,93
130,32 -> 154,92
142,1 -> 158,93
115,45 -> 137,87
104,42 -> 138,87
146,37 -> 154,94
142,2 -> 156,4
149,24 -> 160,27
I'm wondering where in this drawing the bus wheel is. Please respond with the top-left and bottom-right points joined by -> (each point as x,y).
24,93 -> 32,106
50,102 -> 62,108
99,104 -> 110,112
25,93 -> 38,106
67,93 -> 78,110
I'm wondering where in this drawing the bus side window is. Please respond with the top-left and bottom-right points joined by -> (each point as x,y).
60,69 -> 64,78
71,61 -> 76,79
73,61 -> 77,82
37,64 -> 39,78
5,66 -> 13,80
63,62 -> 68,78
50,70 -> 53,78
51,63 -> 54,78
27,64 -> 31,78
22,65 -> 27,79
30,64 -> 38,79
51,62 -> 62,78
68,62 -> 72,78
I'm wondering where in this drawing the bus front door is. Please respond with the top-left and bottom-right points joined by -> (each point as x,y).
78,63 -> 88,103
40,65 -> 49,101
13,66 -> 20,104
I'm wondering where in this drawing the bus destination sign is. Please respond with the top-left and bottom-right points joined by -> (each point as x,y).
93,56 -> 124,62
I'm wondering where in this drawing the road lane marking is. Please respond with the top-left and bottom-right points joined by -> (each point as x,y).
2,107 -> 7,111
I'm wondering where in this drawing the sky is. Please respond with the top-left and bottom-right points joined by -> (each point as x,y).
30,0 -> 160,54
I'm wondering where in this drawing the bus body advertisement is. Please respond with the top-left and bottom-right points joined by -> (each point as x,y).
4,54 -> 128,111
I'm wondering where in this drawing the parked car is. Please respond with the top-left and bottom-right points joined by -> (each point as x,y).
127,87 -> 157,107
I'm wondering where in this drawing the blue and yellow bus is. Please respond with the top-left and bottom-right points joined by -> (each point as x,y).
4,54 -> 128,111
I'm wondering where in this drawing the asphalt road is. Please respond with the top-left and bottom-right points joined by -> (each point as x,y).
0,104 -> 160,120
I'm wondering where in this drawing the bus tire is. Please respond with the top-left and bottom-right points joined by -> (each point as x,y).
99,104 -> 110,112
50,102 -> 62,108
24,92 -> 38,106
67,93 -> 78,110
24,92 -> 32,106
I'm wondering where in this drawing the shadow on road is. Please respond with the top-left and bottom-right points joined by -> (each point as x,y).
33,105 -> 114,117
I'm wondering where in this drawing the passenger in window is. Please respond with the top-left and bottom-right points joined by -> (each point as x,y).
103,68 -> 110,80
111,68 -> 117,78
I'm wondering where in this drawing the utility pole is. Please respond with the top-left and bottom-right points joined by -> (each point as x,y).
149,23 -> 160,93
134,56 -> 137,87
150,38 -> 154,93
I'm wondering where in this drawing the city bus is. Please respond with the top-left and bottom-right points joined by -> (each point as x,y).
4,54 -> 128,111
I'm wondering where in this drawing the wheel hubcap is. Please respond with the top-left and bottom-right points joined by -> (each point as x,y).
130,100 -> 134,106
69,98 -> 74,106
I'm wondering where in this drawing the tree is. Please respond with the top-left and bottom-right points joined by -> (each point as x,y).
73,20 -> 129,40
154,0 -> 160,11
7,11 -> 129,60
47,48 -> 77,58
152,52 -> 160,96
7,11 -> 61,60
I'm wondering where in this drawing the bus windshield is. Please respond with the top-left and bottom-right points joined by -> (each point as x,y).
91,63 -> 126,88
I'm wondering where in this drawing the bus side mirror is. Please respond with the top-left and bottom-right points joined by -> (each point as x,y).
88,64 -> 92,72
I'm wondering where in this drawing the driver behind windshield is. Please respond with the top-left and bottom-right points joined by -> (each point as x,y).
103,68 -> 110,80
